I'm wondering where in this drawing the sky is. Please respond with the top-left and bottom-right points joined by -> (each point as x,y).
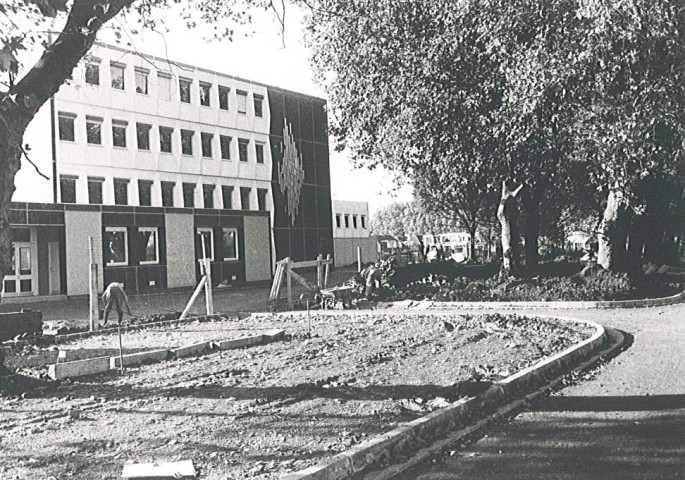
92,3 -> 414,215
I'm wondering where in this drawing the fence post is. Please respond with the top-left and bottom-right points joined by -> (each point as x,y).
204,258 -> 214,315
324,254 -> 331,288
357,246 -> 362,273
285,257 -> 293,310
88,237 -> 99,331
316,253 -> 324,288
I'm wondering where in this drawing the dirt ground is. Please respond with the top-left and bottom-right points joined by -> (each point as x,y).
0,312 -> 593,479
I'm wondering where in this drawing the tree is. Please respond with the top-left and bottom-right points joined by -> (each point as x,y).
304,0 -> 598,276
0,0 -> 284,296
370,201 -> 459,242
571,0 -> 685,270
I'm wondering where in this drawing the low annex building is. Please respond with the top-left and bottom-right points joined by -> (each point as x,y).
7,43 -> 333,300
332,200 -> 376,267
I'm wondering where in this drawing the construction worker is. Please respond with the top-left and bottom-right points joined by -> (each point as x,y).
363,263 -> 383,298
102,282 -> 132,326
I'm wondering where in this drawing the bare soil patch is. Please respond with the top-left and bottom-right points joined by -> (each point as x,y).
0,312 -> 593,479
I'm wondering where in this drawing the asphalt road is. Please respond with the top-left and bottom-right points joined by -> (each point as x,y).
399,304 -> 685,479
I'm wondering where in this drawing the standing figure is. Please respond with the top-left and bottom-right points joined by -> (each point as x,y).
102,282 -> 132,326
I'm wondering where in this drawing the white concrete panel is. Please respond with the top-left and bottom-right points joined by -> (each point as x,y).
64,210 -> 103,296
165,212 -> 196,288
334,237 -> 378,268
244,216 -> 271,282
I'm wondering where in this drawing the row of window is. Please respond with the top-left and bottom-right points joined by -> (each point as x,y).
59,176 -> 269,211
335,213 -> 367,229
104,226 -> 239,267
83,56 -> 263,116
58,113 -> 266,163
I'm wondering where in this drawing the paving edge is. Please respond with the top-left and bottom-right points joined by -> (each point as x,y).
283,316 -> 610,480
51,312 -> 252,344
393,289 -> 685,310
47,329 -> 285,380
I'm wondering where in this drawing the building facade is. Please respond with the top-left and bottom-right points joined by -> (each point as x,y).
6,43 -> 332,299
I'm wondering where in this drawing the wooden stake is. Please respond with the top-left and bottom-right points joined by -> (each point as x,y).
357,246 -> 362,273
117,322 -> 125,375
88,237 -> 99,332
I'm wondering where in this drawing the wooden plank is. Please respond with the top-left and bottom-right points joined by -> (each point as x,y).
290,269 -> 315,291
122,460 -> 196,479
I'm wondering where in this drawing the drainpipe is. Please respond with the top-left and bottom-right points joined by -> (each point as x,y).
50,96 -> 57,203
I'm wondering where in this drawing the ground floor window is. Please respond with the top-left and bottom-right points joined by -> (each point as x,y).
137,227 -> 158,264
220,228 -> 239,260
104,227 -> 128,266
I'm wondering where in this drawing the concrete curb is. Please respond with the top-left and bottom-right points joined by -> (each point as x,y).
51,312 -> 250,344
392,289 -> 685,310
283,316 -> 607,480
47,329 -> 285,380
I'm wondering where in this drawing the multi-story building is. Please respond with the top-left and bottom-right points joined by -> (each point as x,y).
6,43 -> 333,300
331,200 -> 376,267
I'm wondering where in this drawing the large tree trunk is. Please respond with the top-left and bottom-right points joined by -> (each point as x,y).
520,190 -> 540,272
468,225 -> 477,262
597,189 -> 629,270
0,133 -> 22,287
497,180 -> 524,276
0,0 -> 134,299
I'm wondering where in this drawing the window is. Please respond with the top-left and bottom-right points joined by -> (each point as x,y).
221,185 -> 233,209
181,129 -> 194,155
138,179 -> 153,206
136,123 -> 151,151
236,90 -> 247,114
361,215 -> 366,229
220,228 -> 238,260
159,126 -> 173,153
112,120 -> 127,148
335,214 -> 341,228
110,62 -> 125,90
196,227 -> 214,261
104,227 -> 128,266
218,86 -> 229,110
238,138 -> 249,162
253,94 -> 263,117
59,175 -> 77,203
137,227 -> 158,264
58,112 -> 76,141
86,116 -> 102,145
203,184 -> 215,209
84,59 -> 100,86
240,187 -> 251,210
199,82 -> 211,106
182,182 -> 195,208
113,178 -> 129,205
344,214 -> 350,228
158,72 -> 172,100
179,78 -> 191,103
161,181 -> 175,207
257,188 -> 268,211
220,135 -> 231,160
88,177 -> 104,204
353,215 -> 358,229
201,132 -> 213,158
134,67 -> 149,94
255,142 -> 265,164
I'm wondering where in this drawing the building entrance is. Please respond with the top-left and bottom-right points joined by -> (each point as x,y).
2,241 -> 34,297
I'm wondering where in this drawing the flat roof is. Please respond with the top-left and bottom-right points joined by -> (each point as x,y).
96,42 -> 327,104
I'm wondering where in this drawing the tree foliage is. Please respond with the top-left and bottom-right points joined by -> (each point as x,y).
370,201 -> 459,242
305,0 -> 685,272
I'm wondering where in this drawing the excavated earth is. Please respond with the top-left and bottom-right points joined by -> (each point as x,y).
0,312 -> 593,479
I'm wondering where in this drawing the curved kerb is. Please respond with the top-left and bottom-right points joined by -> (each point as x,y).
283,315 -> 607,480
395,289 -> 685,310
